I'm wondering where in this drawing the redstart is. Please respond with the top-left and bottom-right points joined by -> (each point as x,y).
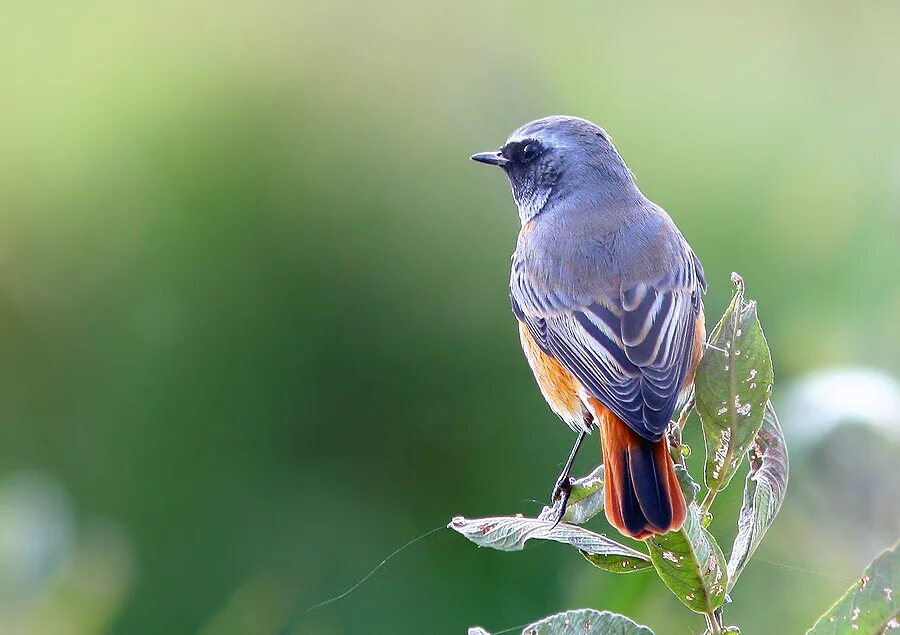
472,116 -> 706,539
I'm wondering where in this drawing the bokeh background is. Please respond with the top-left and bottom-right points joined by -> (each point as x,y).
1,2 -> 899,634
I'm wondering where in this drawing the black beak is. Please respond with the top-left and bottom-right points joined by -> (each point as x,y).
470,150 -> 509,167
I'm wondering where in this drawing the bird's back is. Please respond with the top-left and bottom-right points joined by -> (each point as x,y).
512,196 -> 692,312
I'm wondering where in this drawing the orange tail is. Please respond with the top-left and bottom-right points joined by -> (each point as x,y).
590,398 -> 686,540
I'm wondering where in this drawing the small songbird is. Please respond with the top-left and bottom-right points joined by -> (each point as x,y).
471,116 -> 706,539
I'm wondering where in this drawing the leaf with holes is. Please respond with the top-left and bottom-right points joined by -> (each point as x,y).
536,467 -> 651,572
469,608 -> 655,635
806,541 -> 898,634
448,514 -> 651,573
645,472 -> 728,614
695,273 -> 774,495
727,401 -> 789,591
581,549 -> 655,574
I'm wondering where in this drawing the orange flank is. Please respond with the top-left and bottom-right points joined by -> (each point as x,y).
684,308 -> 706,387
518,323 -> 586,427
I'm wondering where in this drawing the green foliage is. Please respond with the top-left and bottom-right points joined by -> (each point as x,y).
470,609 -> 654,635
645,501 -> 728,614
806,542 -> 899,635
695,273 -> 774,500
557,465 -> 605,525
726,401 -> 789,590
448,467 -> 655,575
643,465 -> 730,614
452,273 -> 898,635
580,551 -> 655,575
448,515 -> 651,573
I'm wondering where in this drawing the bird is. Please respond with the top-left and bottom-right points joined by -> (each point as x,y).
471,116 -> 706,539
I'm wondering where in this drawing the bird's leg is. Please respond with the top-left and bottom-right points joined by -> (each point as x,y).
548,428 -> 587,527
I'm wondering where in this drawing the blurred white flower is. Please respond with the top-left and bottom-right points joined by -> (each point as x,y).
781,367 -> 900,445
0,472 -> 72,610
0,471 -> 133,635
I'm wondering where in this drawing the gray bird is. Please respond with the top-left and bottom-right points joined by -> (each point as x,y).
472,116 -> 706,539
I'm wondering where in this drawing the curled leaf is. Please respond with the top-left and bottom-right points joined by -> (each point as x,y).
448,515 -> 650,573
537,465 -> 606,526
727,401 -> 789,591
674,464 -> 702,504
695,273 -> 774,494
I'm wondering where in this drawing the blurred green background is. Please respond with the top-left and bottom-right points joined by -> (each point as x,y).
1,2 -> 899,634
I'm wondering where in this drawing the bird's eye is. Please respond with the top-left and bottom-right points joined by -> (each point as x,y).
518,142 -> 540,163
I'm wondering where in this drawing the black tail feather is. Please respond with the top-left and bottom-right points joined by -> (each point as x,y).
627,438 -> 674,531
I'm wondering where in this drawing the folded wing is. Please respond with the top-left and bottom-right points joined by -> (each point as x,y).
511,251 -> 705,441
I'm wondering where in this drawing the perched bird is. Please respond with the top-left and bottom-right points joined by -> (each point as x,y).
471,116 -> 706,539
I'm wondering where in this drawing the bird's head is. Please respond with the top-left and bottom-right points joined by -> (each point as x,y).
471,115 -> 638,223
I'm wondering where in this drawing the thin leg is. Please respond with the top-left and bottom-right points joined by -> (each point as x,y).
548,428 -> 587,528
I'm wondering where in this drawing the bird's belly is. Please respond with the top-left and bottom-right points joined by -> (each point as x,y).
518,322 -> 591,432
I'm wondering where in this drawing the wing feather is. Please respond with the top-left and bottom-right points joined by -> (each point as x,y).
511,250 -> 703,440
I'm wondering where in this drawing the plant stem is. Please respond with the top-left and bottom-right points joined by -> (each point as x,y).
676,393 -> 695,431
668,396 -> 695,468
699,487 -> 718,517
704,610 -> 723,635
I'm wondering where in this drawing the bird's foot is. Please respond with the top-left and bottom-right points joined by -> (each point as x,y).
548,475 -> 574,529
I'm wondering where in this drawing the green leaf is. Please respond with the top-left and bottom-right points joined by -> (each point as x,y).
695,273 -> 774,494
537,465 -> 606,526
448,515 -> 651,573
581,550 -> 655,574
726,401 -> 789,591
469,608 -> 655,635
806,541 -> 899,635
674,464 -> 702,505
646,500 -> 729,614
